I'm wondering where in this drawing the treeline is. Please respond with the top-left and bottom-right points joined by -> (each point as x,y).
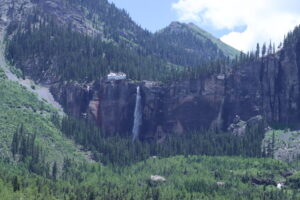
284,25 -> 300,48
60,115 -> 265,166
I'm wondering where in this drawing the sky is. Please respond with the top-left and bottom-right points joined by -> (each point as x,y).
109,0 -> 300,52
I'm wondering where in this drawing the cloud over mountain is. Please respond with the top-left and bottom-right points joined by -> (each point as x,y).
172,0 -> 300,51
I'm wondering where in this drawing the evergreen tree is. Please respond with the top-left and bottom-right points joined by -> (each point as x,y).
12,176 -> 20,192
52,161 -> 57,181
256,43 -> 260,59
262,43 -> 267,57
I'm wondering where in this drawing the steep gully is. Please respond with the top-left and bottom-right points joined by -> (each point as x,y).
0,6 -> 63,113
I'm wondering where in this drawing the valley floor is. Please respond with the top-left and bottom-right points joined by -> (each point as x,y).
0,155 -> 300,200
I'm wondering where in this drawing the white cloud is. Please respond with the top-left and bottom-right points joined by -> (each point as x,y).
172,0 -> 300,52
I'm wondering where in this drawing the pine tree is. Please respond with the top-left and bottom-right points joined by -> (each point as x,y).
11,129 -> 19,158
255,43 -> 260,59
52,161 -> 57,181
262,43 -> 266,57
12,176 -> 20,192
271,131 -> 275,158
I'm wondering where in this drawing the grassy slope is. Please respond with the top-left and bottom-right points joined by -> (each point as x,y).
187,23 -> 240,58
0,67 -> 85,165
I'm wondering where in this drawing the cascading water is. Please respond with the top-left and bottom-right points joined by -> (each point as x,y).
132,86 -> 142,141
216,98 -> 224,131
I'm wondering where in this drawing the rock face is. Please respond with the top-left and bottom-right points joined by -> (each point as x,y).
51,75 -> 225,139
228,115 -> 265,136
150,175 -> 166,182
0,0 -> 100,36
223,51 -> 300,130
50,38 -> 300,140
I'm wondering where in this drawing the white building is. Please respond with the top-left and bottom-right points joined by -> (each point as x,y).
107,72 -> 126,80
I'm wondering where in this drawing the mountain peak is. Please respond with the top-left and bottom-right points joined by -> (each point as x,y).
166,21 -> 190,30
157,21 -> 240,59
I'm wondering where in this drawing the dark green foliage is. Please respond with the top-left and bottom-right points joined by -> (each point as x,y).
66,0 -> 239,67
0,67 -> 7,79
61,115 -> 265,166
0,155 -> 298,200
66,0 -> 151,45
52,161 -> 57,181
287,171 -> 300,189
12,176 -> 20,192
284,25 -> 300,48
5,10 -> 238,83
11,125 -> 49,177
5,17 -> 187,82
147,22 -> 238,67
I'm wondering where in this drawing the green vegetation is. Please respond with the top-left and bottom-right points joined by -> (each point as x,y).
262,129 -> 300,161
0,155 -> 298,200
61,115 -> 265,166
186,23 -> 239,58
151,22 -> 239,68
6,16 -> 186,82
5,7 -> 238,83
0,73 -> 85,166
0,67 -> 6,79
3,1 -> 300,199
1,76 -> 299,199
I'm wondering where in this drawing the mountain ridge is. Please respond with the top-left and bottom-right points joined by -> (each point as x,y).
1,0 -> 240,84
157,21 -> 238,59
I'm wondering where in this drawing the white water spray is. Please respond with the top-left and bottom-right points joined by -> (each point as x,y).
132,86 -> 142,141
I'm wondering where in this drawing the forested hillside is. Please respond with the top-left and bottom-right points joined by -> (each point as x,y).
1,0 -> 300,199
4,0 -> 239,83
6,17 -> 173,82
0,67 -> 85,175
1,155 -> 300,200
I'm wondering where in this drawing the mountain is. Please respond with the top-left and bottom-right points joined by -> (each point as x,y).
2,0 -> 240,84
2,0 -> 300,199
2,0 -> 300,149
150,22 -> 239,67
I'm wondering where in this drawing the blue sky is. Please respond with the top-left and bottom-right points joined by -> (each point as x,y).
109,0 -> 177,33
109,0 -> 300,52
108,0 -> 229,37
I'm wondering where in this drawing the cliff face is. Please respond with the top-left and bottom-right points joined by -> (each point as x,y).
0,0 -> 100,35
224,43 -> 300,129
51,75 -> 225,139
51,38 -> 300,139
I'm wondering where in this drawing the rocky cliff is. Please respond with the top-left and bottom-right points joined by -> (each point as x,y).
2,0 -> 300,141
51,75 -> 225,140
50,35 -> 300,140
224,42 -> 300,129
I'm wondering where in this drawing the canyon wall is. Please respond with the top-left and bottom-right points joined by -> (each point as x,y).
51,40 -> 300,139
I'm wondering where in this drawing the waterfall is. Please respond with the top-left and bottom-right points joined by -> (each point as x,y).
132,86 -> 142,141
216,98 -> 224,130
